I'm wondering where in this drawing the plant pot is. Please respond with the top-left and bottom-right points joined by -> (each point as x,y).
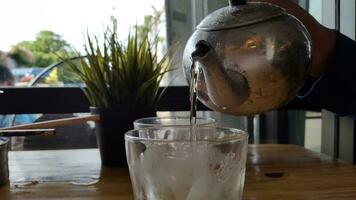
91,107 -> 155,167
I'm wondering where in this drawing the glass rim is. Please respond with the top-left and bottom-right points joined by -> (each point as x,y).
125,126 -> 249,143
133,116 -> 216,127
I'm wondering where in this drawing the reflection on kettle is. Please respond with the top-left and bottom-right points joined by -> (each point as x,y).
183,0 -> 312,116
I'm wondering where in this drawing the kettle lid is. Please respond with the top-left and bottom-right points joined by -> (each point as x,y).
197,2 -> 285,31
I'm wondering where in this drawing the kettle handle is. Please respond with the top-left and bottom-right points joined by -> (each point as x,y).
229,0 -> 247,6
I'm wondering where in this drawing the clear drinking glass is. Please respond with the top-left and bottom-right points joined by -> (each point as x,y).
133,116 -> 216,129
125,126 -> 248,200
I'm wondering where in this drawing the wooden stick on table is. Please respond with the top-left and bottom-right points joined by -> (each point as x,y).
0,114 -> 100,131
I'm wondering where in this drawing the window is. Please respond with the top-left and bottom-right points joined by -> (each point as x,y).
0,0 -> 166,86
0,0 -> 170,150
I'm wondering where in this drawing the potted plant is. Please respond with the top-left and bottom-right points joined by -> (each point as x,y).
61,22 -> 173,167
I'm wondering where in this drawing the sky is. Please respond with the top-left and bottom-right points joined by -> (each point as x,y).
0,0 -> 164,52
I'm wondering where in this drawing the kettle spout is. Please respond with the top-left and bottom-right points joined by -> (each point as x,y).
191,40 -> 248,111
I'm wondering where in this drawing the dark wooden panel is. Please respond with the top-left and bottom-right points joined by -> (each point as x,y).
0,87 -> 90,114
156,86 -> 210,111
0,86 -> 320,115
0,87 -> 210,114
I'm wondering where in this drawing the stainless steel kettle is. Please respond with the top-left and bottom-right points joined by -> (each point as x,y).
183,0 -> 312,115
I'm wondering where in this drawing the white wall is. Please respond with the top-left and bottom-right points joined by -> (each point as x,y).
322,0 -> 336,29
340,0 -> 356,39
309,0 -> 323,23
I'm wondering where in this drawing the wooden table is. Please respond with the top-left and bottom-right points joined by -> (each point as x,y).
1,144 -> 356,199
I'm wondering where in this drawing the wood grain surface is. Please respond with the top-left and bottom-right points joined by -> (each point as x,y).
0,144 -> 355,199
